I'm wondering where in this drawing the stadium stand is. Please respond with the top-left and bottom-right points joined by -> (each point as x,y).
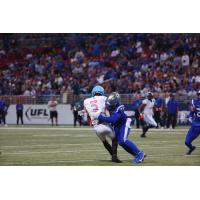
0,33 -> 200,104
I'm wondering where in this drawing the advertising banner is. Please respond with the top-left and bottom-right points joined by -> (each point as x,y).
6,104 -> 73,125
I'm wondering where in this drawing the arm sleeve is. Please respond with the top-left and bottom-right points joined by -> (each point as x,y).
98,112 -> 121,123
189,110 -> 195,118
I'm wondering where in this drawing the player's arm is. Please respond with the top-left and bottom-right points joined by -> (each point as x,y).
188,110 -> 195,123
47,101 -> 51,108
188,100 -> 195,122
139,101 -> 146,113
78,107 -> 87,116
98,112 -> 121,124
138,102 -> 146,120
139,103 -> 146,113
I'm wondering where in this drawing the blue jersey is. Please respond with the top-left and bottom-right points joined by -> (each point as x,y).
167,99 -> 179,114
16,104 -> 24,111
0,100 -> 6,110
190,98 -> 200,127
132,99 -> 142,111
98,103 -> 142,158
155,97 -> 163,108
98,104 -> 127,128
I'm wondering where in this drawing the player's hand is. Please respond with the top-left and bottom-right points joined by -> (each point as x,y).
92,111 -> 101,119
139,113 -> 144,120
188,117 -> 193,123
78,110 -> 84,116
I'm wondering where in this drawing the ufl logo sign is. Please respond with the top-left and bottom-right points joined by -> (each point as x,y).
25,106 -> 49,121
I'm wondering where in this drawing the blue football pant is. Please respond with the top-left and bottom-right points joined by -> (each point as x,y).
115,119 -> 140,156
185,126 -> 200,149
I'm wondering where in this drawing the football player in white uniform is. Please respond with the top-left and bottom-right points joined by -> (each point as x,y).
83,85 -> 121,163
139,92 -> 157,137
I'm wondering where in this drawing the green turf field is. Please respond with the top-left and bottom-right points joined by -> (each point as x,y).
0,126 -> 200,166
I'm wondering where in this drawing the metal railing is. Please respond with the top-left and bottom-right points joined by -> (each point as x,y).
0,93 -> 194,105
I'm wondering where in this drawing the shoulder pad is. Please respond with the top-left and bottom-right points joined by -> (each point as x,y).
115,105 -> 125,113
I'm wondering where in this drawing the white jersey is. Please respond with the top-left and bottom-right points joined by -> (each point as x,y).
48,100 -> 58,111
142,98 -> 155,115
84,96 -> 107,125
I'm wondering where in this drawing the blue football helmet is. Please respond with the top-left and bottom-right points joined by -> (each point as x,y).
197,90 -> 200,96
91,85 -> 105,97
106,92 -> 121,108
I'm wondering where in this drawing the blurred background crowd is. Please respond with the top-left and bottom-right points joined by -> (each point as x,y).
0,33 -> 199,98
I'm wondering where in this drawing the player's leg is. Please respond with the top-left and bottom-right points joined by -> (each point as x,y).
2,111 -> 6,125
157,111 -> 162,128
148,115 -> 157,127
50,111 -> 54,126
135,110 -> 140,128
55,111 -> 58,126
17,112 -> 19,125
78,115 -> 82,127
111,138 -> 122,163
94,125 -> 113,156
154,111 -> 159,128
0,111 -> 2,125
141,114 -> 149,137
105,125 -> 122,163
162,112 -> 167,128
117,120 -> 145,163
141,115 -> 157,137
73,111 -> 77,127
185,126 -> 200,155
21,112 -> 24,125
118,119 -> 142,155
172,114 -> 177,129
166,113 -> 171,128
159,112 -> 164,128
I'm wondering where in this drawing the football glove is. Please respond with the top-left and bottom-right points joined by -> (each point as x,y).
139,113 -> 144,120
188,117 -> 193,123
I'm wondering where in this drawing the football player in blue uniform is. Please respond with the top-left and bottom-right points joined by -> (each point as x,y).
185,90 -> 200,155
94,92 -> 145,163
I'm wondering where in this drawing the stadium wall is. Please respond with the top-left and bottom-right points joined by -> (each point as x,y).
6,104 -> 190,125
7,104 -> 73,125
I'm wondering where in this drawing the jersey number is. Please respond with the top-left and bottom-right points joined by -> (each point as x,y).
90,100 -> 99,112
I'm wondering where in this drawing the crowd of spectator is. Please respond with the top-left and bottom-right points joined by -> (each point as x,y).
0,33 -> 199,97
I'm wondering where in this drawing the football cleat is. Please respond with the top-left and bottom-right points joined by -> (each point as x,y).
111,155 -> 122,163
133,151 -> 146,163
111,157 -> 123,163
140,133 -> 146,138
186,146 -> 196,155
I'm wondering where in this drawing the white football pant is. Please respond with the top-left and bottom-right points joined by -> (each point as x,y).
93,124 -> 115,141
144,114 -> 157,127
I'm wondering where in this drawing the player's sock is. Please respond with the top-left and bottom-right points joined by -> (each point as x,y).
111,139 -> 122,163
120,140 -> 140,156
186,146 -> 196,155
141,126 -> 148,137
185,142 -> 193,149
103,140 -> 113,156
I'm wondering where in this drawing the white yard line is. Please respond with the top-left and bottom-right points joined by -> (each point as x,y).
1,142 -> 180,149
1,154 -> 200,165
0,127 -> 189,132
1,144 -> 200,155
1,143 -> 101,148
